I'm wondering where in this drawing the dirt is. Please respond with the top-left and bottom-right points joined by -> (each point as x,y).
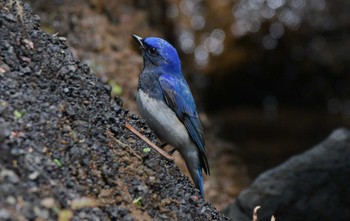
0,2 -> 229,220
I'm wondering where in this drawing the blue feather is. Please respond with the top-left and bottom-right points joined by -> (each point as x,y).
197,167 -> 204,197
159,75 -> 210,175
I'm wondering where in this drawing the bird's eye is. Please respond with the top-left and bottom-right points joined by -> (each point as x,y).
148,47 -> 158,56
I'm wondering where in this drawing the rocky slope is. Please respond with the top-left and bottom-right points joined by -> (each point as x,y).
0,2 -> 228,220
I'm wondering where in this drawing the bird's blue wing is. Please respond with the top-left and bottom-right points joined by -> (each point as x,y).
159,74 -> 210,175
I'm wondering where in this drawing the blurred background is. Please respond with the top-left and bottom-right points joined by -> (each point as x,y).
28,0 -> 350,210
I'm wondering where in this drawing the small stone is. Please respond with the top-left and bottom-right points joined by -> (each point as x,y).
0,63 -> 10,73
104,84 -> 111,93
0,169 -> 19,183
40,197 -> 56,208
6,196 -> 16,205
111,103 -> 121,113
67,65 -> 76,72
0,100 -> 8,113
0,208 -> 10,219
0,123 -> 11,140
65,106 -> 76,117
34,206 -> 49,219
20,67 -> 32,74
4,14 -> 16,22
28,171 -> 40,180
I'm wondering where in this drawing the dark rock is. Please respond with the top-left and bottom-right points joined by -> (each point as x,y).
0,123 -> 11,140
103,84 -> 111,94
4,14 -> 16,22
223,128 -> 350,221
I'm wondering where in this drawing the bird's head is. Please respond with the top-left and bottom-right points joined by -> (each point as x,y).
132,34 -> 181,73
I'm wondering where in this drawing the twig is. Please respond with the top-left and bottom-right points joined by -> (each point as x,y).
115,138 -> 142,160
106,130 -> 142,160
125,122 -> 174,161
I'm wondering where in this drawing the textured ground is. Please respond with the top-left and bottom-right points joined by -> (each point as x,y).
0,2 -> 229,220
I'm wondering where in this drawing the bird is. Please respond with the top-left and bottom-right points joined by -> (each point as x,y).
132,34 -> 210,198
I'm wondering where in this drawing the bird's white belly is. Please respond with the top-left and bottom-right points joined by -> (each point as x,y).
137,90 -> 191,149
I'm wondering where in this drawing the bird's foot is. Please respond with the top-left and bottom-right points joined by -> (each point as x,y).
160,142 -> 177,155
124,122 -> 174,161
160,142 -> 168,148
168,148 -> 176,155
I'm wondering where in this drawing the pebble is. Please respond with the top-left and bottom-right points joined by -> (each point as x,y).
0,169 -> 19,183
0,123 -> 11,139
0,208 -> 10,219
6,196 -> 16,205
58,37 -> 67,42
28,171 -> 40,180
4,14 -> 16,22
34,206 -> 49,219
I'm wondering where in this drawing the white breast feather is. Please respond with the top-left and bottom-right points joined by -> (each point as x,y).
137,89 -> 195,153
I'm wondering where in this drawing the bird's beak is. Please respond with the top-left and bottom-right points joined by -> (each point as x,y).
132,34 -> 144,48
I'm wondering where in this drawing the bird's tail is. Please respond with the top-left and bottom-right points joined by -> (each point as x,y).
188,163 -> 205,198
180,144 -> 207,198
196,167 -> 204,197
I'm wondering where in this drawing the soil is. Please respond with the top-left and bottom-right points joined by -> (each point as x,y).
0,2 -> 229,220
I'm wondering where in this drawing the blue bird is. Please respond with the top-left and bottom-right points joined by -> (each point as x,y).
132,34 -> 210,198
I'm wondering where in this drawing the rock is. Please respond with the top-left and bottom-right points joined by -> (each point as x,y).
223,128 -> 350,221
0,208 -> 10,219
0,169 -> 20,183
0,123 -> 11,141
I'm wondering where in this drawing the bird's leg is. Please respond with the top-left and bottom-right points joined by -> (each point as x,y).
168,148 -> 177,155
124,122 -> 174,161
160,143 -> 168,148
160,142 -> 177,155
